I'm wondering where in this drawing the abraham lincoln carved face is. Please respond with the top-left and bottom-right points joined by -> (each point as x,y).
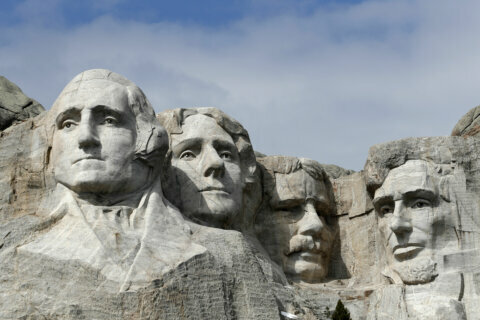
373,160 -> 456,284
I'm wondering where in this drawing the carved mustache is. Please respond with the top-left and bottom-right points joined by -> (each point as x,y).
286,235 -> 325,256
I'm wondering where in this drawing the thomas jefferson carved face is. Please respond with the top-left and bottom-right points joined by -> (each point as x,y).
373,160 -> 447,284
168,114 -> 244,226
51,79 -> 149,195
257,168 -> 334,283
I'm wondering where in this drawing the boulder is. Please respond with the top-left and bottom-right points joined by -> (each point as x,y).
0,76 -> 44,130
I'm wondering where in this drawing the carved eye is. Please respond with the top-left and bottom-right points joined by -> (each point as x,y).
412,199 -> 431,209
103,117 -> 117,125
380,205 -> 394,216
289,205 -> 303,212
61,120 -> 76,129
219,151 -> 232,160
180,151 -> 196,160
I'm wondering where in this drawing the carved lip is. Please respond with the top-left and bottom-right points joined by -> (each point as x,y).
287,251 -> 326,263
73,156 -> 102,164
392,243 -> 424,260
298,251 -> 324,261
200,186 -> 229,193
287,244 -> 324,258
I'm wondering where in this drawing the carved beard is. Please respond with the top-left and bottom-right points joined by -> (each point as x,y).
392,257 -> 438,285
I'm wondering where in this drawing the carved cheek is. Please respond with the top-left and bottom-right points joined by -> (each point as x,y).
51,131 -> 71,166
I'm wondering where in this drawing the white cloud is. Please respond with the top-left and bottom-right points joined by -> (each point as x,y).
1,0 -> 480,170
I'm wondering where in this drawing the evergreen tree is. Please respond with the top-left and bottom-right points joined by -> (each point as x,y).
331,300 -> 351,320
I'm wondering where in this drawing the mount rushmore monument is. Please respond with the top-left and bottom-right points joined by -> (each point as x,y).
1,69 -> 480,319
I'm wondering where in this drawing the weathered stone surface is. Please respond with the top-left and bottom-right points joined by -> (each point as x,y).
256,156 -> 336,284
0,76 -> 45,130
332,171 -> 373,218
320,163 -> 355,180
2,69 -> 480,319
157,107 -> 257,229
364,136 -> 480,319
452,104 -> 480,137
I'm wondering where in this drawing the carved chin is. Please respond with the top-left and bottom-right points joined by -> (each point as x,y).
64,178 -> 112,194
393,257 -> 438,285
56,170 -> 128,194
182,192 -> 241,223
284,256 -> 328,283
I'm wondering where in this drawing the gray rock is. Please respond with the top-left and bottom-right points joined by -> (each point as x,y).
0,76 -> 44,130
452,104 -> 480,137
3,69 -> 480,319
320,164 -> 355,180
256,156 -> 336,283
364,136 -> 480,319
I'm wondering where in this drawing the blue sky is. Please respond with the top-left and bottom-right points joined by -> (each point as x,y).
0,1 -> 364,28
1,0 -> 479,170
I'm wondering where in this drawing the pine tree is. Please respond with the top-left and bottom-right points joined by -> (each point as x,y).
331,299 -> 351,320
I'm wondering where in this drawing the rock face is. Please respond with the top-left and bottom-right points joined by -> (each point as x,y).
1,69 -> 480,319
452,104 -> 480,137
0,76 -> 44,130
364,137 -> 480,319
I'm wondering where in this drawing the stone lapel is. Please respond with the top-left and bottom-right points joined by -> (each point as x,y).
18,180 -> 206,292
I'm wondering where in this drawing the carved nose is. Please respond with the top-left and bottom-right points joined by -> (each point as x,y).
298,201 -> 324,236
390,216 -> 412,234
202,146 -> 225,178
389,202 -> 412,234
77,121 -> 100,149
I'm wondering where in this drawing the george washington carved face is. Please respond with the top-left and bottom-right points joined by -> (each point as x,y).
50,70 -> 166,198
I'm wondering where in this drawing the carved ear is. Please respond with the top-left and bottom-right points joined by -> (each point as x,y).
125,87 -> 169,167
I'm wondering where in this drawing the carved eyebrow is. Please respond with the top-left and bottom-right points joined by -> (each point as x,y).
271,198 -> 304,209
55,106 -> 82,128
90,105 -> 124,120
212,139 -> 237,153
403,189 -> 436,201
171,138 -> 202,155
373,188 -> 436,207
372,195 -> 393,208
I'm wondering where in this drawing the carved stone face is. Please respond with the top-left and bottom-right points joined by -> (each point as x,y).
168,114 -> 244,226
374,160 -> 442,284
257,170 -> 334,283
51,79 -> 149,195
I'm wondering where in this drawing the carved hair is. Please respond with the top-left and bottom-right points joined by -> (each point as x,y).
47,69 -> 168,168
157,107 -> 257,186
374,159 -> 455,204
257,156 -> 328,181
365,143 -> 457,201
257,155 -> 335,213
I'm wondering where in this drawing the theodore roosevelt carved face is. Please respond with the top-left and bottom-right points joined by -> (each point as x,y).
256,157 -> 335,283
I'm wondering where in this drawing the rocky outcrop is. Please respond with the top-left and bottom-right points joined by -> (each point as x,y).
1,70 -> 480,319
452,104 -> 480,137
0,76 -> 45,130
